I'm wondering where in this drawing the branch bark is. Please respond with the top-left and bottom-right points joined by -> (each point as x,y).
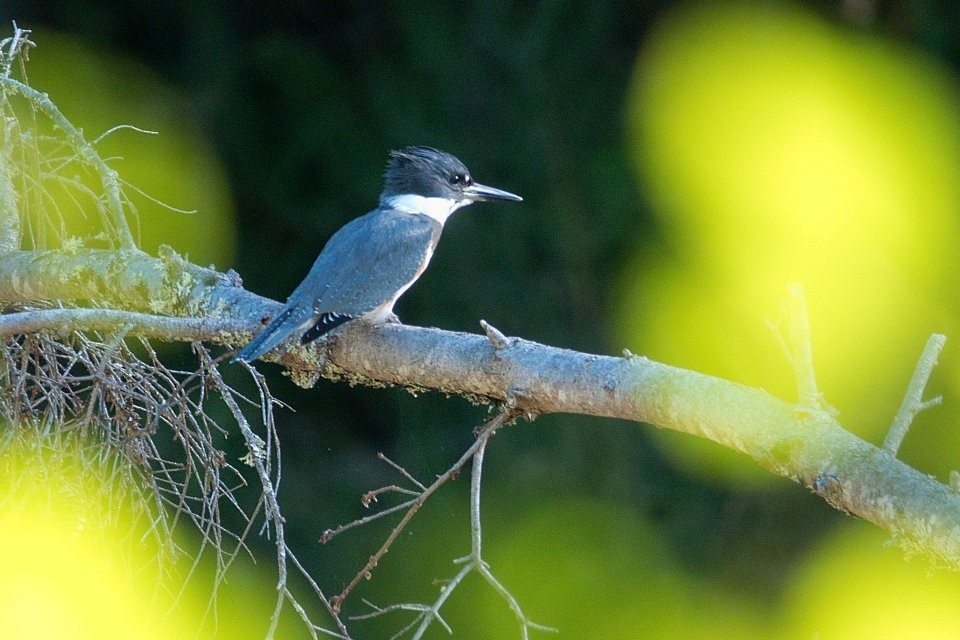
2,247 -> 960,570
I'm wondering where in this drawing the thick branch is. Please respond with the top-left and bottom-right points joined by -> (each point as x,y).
324,325 -> 960,568
0,248 -> 253,317
2,248 -> 960,569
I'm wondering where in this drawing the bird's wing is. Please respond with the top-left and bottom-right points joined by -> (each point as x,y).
234,210 -> 440,361
286,208 -> 441,318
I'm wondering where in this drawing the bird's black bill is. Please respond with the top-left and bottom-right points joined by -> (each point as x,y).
463,182 -> 522,202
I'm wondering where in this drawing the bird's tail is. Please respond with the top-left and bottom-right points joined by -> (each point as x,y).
232,306 -> 308,363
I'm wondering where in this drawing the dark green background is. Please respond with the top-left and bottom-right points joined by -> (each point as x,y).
3,1 -> 960,637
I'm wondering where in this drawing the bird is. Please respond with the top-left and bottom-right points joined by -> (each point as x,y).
232,146 -> 522,363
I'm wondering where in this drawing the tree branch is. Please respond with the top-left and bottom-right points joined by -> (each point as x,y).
326,323 -> 960,564
2,247 -> 959,570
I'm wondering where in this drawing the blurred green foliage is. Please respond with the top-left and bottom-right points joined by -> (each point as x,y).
17,30 -> 235,267
0,431 -> 189,639
625,2 -> 960,485
4,1 -> 960,637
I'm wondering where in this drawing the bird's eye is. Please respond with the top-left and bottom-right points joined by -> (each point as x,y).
451,172 -> 471,186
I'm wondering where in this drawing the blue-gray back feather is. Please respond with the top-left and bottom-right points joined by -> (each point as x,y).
233,207 -> 440,362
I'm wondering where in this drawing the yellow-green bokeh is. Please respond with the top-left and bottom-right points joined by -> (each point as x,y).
0,428 -> 307,639
0,430 -> 186,639
473,498 -> 772,639
621,2 -> 960,484
783,521 -> 960,639
19,29 -> 235,268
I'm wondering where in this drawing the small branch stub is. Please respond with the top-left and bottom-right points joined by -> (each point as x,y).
769,283 -> 830,411
950,471 -> 960,494
480,319 -> 510,350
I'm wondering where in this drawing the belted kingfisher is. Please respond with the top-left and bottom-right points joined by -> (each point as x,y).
233,146 -> 522,363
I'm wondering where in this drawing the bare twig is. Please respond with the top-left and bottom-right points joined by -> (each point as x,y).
883,334 -> 946,456
408,411 -> 554,640
203,349 -> 349,640
331,411 -> 517,615
337,410 -> 550,639
321,497 -> 419,542
376,451 -> 427,491
91,124 -> 158,145
0,22 -> 34,77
